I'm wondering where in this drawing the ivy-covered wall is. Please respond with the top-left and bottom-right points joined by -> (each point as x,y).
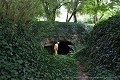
33,21 -> 89,55
33,21 -> 88,44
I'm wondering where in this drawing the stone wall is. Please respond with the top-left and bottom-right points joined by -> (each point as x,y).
40,22 -> 87,47
37,22 -> 88,54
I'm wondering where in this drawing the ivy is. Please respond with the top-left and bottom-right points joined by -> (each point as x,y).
0,22 -> 77,80
77,14 -> 120,80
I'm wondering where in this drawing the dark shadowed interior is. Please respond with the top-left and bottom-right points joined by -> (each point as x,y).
44,41 -> 72,55
58,41 -> 72,55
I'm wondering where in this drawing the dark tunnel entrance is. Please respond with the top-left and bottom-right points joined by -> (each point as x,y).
44,41 -> 73,55
57,41 -> 72,55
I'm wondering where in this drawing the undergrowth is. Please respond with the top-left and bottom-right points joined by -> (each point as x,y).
0,22 -> 77,80
76,14 -> 120,80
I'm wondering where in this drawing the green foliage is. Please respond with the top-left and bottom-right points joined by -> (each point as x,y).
77,14 -> 120,79
80,0 -> 120,23
0,22 -> 77,80
41,0 -> 62,21
82,0 -> 108,14
69,44 -> 86,55
95,18 -> 108,27
0,0 -> 42,24
69,44 -> 87,62
32,21 -> 88,43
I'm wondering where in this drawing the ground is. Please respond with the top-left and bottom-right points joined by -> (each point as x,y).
76,61 -> 88,80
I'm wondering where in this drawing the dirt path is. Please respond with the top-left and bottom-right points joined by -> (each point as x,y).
76,61 -> 88,80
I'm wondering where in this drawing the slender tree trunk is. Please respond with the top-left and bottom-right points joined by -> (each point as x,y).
0,0 -> 9,21
93,0 -> 99,23
67,11 -> 77,22
99,14 -> 104,20
67,12 -> 74,22
66,12 -> 69,22
73,0 -> 79,22
73,11 -> 77,22
51,10 -> 56,21
93,14 -> 98,23
67,0 -> 78,22
42,0 -> 59,22
46,11 -> 56,21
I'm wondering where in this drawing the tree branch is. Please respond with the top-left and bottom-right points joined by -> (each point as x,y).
99,13 -> 104,20
55,2 -> 71,10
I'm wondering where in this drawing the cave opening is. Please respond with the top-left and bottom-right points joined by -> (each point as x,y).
56,40 -> 73,55
44,40 -> 73,55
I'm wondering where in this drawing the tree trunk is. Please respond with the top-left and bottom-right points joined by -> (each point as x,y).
99,14 -> 104,20
0,0 -> 9,21
67,11 -> 77,22
42,1 -> 60,22
67,12 -> 74,22
93,14 -> 98,23
46,11 -> 56,22
73,11 -> 77,22
67,0 -> 78,22
66,12 -> 69,22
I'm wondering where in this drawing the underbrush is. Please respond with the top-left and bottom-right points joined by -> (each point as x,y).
76,15 -> 120,80
0,22 -> 77,80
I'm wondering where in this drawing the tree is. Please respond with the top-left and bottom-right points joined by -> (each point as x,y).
81,0 -> 120,23
41,0 -> 66,22
0,0 -> 42,24
0,0 -> 43,38
81,0 -> 108,23
65,0 -> 84,22
109,0 -> 120,15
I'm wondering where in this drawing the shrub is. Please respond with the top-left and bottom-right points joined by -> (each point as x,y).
0,22 -> 77,80
77,14 -> 120,80
0,0 -> 78,79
